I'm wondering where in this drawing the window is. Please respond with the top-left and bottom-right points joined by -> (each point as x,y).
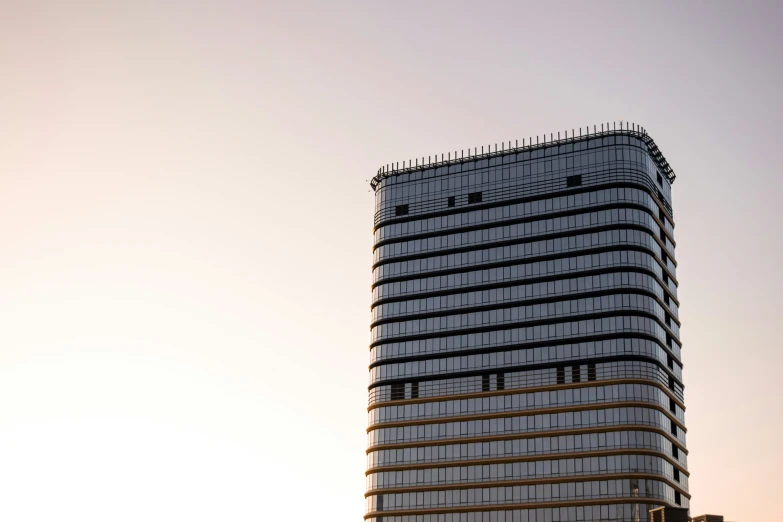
662,272 -> 669,285
657,172 -> 663,186
571,365 -> 581,383
390,383 -> 405,400
670,397 -> 676,413
496,373 -> 505,391
566,175 -> 582,187
656,189 -> 664,201
587,363 -> 597,381
556,367 -> 565,385
672,446 -> 679,459
447,196 -> 455,207
378,494 -> 384,511
481,374 -> 490,392
662,250 -> 668,264
664,293 -> 670,306
667,353 -> 673,369
666,333 -> 672,347
411,382 -> 419,399
665,313 -> 672,327
673,468 -> 680,482
660,228 -> 666,243
674,491 -> 681,506
659,207 -> 665,222
468,192 -> 482,204
669,376 -> 675,391
671,419 -> 677,435
395,204 -> 408,216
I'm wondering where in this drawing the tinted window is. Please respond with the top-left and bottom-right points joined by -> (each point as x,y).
390,383 -> 405,400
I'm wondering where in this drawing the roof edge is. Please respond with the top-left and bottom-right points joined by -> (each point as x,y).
371,123 -> 675,191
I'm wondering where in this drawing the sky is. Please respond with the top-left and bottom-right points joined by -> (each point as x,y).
1,1 -> 781,521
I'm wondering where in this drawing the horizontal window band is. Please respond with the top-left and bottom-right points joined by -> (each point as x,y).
374,200 -> 676,251
366,400 -> 687,434
367,378 -> 686,413
364,471 -> 689,499
369,351 -> 684,391
370,287 -> 680,330
372,265 -> 680,310
369,309 -> 681,350
372,244 -> 679,291
373,157 -> 665,223
372,223 -> 677,271
374,180 -> 675,233
364,496 -> 674,519
366,446 -> 688,476
372,175 -> 664,227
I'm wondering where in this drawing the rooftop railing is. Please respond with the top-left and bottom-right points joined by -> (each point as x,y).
370,122 -> 676,191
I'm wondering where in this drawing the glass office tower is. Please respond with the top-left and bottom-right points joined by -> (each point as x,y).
366,124 -> 688,522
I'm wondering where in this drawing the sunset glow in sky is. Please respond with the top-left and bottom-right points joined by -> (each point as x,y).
1,2 -> 782,521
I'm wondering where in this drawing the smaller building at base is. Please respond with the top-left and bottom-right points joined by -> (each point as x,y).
649,507 -> 724,522
649,506 -> 690,522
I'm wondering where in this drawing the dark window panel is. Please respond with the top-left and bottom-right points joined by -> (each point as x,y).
395,204 -> 408,216
390,383 -> 405,400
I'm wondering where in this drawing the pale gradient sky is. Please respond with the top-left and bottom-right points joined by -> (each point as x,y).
1,1 -> 781,521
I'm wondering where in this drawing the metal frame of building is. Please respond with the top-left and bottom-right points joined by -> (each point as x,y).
370,122 -> 676,192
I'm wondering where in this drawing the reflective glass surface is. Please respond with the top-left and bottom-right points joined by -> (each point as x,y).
367,133 -> 685,520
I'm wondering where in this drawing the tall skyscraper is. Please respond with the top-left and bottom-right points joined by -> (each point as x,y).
366,124 -> 688,522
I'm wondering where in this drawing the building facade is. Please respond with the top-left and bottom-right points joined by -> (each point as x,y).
367,124 -> 688,522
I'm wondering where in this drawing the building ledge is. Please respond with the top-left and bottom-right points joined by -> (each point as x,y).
371,122 -> 675,191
